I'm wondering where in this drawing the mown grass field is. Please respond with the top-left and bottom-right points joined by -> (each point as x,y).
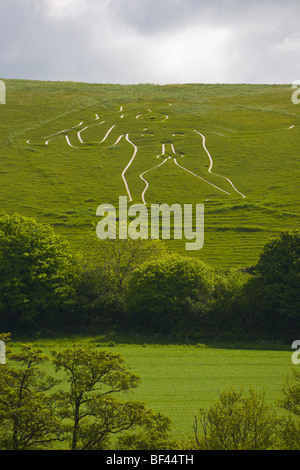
110,343 -> 292,440
8,335 -> 293,441
0,79 -> 299,269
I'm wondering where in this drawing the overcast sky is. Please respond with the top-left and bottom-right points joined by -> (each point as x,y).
0,0 -> 300,84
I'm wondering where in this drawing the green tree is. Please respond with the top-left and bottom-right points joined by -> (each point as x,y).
244,230 -> 300,338
0,344 -> 61,450
77,233 -> 167,329
193,388 -> 278,450
0,333 -> 11,343
277,366 -> 300,449
126,254 -> 215,333
116,409 -> 176,450
210,268 -> 251,338
52,345 -> 170,450
0,213 -> 79,332
94,237 -> 167,296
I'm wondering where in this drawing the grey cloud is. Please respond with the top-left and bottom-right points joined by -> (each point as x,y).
0,0 -> 299,84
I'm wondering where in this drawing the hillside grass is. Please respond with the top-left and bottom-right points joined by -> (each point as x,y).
0,79 -> 299,269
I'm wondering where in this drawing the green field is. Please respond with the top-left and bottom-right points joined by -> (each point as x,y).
0,79 -> 299,269
112,344 -> 292,439
8,336 -> 293,441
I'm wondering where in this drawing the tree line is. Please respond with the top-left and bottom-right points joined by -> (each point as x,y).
0,213 -> 299,341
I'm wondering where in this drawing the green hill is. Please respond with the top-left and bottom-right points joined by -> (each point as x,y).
0,79 -> 299,269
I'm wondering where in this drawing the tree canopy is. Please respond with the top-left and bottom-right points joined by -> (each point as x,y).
0,213 -> 79,332
244,230 -> 300,338
0,342 -> 173,450
126,254 -> 215,333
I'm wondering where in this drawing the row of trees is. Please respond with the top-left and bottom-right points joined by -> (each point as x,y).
0,213 -> 299,340
1,337 -> 300,450
0,337 -> 173,450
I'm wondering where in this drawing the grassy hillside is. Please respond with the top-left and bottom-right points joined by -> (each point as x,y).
0,79 -> 299,269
